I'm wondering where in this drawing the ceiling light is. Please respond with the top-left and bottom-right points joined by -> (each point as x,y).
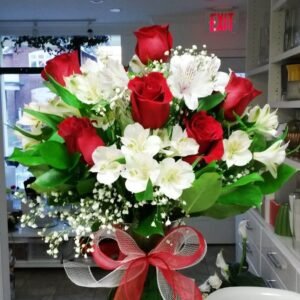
110,8 -> 121,13
90,0 -> 104,4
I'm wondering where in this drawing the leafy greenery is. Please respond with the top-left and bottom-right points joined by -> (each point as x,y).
38,141 -> 71,170
218,184 -> 263,207
200,203 -> 250,219
182,172 -> 222,214
48,76 -> 85,110
197,93 -> 225,111
134,209 -> 164,237
9,148 -> 46,166
135,180 -> 154,202
23,108 -> 63,130
257,163 -> 298,194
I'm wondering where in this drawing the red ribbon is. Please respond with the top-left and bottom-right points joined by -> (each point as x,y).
92,226 -> 206,300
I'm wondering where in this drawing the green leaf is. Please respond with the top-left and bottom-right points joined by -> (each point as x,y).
70,153 -> 81,170
33,169 -> 71,188
38,141 -> 70,170
218,184 -> 263,207
23,108 -> 63,130
48,75 -> 84,109
12,125 -> 44,141
141,267 -> 161,300
134,209 -> 164,237
250,134 -> 267,152
200,203 -> 250,219
222,173 -> 264,195
48,131 -> 64,143
197,93 -> 225,111
8,148 -> 45,166
135,180 -> 154,202
257,163 -> 298,195
76,178 -> 96,195
28,165 -> 50,177
195,161 -> 217,178
181,172 -> 222,214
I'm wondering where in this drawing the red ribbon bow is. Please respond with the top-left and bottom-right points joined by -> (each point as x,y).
92,226 -> 206,300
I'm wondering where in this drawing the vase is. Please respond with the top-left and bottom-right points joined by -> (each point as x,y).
64,225 -> 206,300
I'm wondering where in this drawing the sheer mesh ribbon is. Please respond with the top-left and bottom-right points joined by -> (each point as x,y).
64,226 -> 207,300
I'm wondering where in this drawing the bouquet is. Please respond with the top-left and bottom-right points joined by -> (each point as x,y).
8,24 -> 297,299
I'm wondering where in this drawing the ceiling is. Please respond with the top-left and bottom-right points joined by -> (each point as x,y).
0,0 -> 247,24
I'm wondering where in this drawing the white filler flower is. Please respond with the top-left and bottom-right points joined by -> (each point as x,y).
253,140 -> 288,178
90,145 -> 124,185
121,123 -> 161,157
121,153 -> 160,193
156,158 -> 195,200
167,53 -> 229,110
222,130 -> 252,168
162,125 -> 199,157
248,104 -> 279,137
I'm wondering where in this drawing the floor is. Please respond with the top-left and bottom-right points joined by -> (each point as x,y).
13,245 -> 235,300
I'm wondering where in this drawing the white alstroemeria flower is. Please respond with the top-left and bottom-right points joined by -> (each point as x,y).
208,56 -> 230,93
65,73 -> 103,105
99,57 -> 129,100
90,145 -> 124,185
238,220 -> 248,240
248,104 -> 279,137
156,158 -> 195,200
253,140 -> 288,178
121,154 -> 160,193
80,58 -> 103,74
167,53 -> 229,110
18,97 -> 79,128
129,54 -> 146,73
199,280 -> 211,293
208,273 -> 222,290
222,130 -> 252,168
216,250 -> 229,280
121,123 -> 161,157
168,54 -> 213,110
162,125 -> 199,157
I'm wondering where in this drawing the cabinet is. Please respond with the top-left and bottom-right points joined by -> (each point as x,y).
236,209 -> 300,292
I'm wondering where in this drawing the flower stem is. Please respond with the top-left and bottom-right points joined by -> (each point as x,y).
238,238 -> 247,274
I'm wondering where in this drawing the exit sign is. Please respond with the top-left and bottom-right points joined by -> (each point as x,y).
209,12 -> 235,32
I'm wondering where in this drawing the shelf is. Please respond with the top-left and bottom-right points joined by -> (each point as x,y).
269,100 -> 300,108
271,45 -> 300,63
285,158 -> 300,169
272,0 -> 288,12
15,259 -> 63,268
246,64 -> 269,76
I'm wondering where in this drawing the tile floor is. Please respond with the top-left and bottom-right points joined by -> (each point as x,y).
14,245 -> 235,300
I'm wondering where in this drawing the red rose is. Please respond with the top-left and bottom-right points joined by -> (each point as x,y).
58,117 -> 104,165
41,51 -> 81,86
128,72 -> 173,129
222,72 -> 262,121
134,25 -> 173,64
185,111 -> 224,164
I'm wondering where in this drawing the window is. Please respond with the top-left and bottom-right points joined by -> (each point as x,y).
0,35 -> 121,210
